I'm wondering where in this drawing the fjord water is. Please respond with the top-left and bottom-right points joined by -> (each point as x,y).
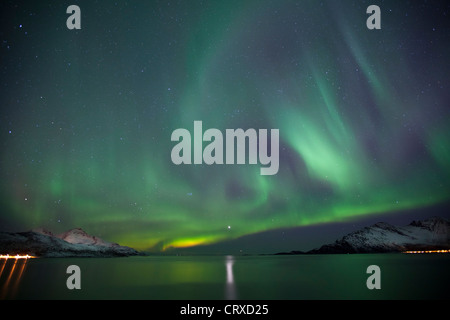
2,254 -> 449,300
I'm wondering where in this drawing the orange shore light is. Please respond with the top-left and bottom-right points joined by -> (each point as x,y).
0,254 -> 36,259
403,249 -> 449,254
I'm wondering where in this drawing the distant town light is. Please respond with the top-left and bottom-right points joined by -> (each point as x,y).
403,250 -> 449,254
0,254 -> 36,259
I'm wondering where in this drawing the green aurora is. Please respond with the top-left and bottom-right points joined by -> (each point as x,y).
1,0 -> 449,251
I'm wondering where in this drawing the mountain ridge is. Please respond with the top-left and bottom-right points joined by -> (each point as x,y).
278,216 -> 450,255
0,227 -> 139,258
1,217 -> 449,257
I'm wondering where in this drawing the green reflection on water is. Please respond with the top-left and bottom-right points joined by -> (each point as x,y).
5,254 -> 450,300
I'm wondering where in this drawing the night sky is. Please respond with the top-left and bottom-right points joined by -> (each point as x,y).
1,0 -> 449,253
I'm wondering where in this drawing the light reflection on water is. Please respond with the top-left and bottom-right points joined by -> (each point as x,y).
225,255 -> 236,300
0,258 -> 29,299
1,254 -> 449,300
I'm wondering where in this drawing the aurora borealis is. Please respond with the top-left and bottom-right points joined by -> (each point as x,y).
1,0 -> 449,252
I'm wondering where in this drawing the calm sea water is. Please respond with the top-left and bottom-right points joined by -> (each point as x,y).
1,254 -> 449,300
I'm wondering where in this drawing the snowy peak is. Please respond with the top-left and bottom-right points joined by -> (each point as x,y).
56,228 -> 118,247
408,216 -> 449,233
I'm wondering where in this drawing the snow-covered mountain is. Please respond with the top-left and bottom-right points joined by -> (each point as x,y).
308,217 -> 450,254
56,228 -> 120,247
0,228 -> 139,258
